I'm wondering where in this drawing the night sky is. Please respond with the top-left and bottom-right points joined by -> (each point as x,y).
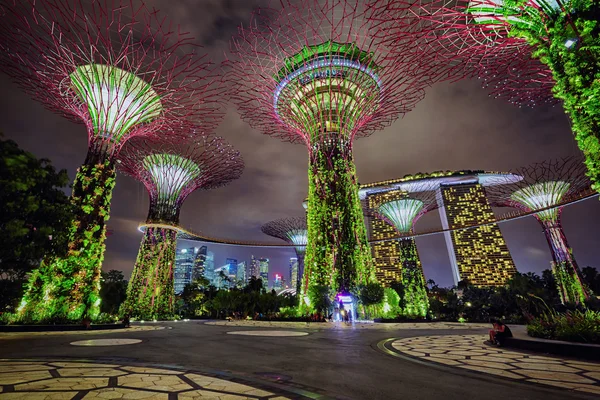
1,0 -> 599,288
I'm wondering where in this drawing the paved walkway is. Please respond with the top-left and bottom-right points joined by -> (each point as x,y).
0,359 -> 307,399
0,326 -> 164,339
388,334 -> 600,396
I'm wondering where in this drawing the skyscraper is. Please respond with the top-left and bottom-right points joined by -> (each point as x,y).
237,261 -> 247,284
259,258 -> 269,286
174,246 -> 206,294
273,274 -> 283,291
289,258 -> 299,291
226,258 -> 238,280
248,255 -> 260,280
204,250 -> 215,286
438,182 -> 517,286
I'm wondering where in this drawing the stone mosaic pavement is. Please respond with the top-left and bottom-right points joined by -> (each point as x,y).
388,334 -> 600,396
0,359 -> 306,399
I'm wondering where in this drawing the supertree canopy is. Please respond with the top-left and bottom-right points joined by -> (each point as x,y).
0,0 -> 224,323
117,131 -> 244,319
261,217 -> 308,295
227,0 -> 442,306
486,157 -> 593,304
368,189 -> 438,317
369,0 -> 600,199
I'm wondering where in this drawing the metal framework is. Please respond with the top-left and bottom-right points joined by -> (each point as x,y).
227,0 -> 447,304
486,157 -> 593,303
117,130 -> 243,319
261,217 -> 308,295
0,0 -> 224,323
367,0 -> 557,106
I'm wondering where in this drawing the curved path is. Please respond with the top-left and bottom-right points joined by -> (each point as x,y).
1,321 -> 597,399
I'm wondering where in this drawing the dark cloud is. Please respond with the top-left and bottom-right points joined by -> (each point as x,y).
1,1 -> 598,288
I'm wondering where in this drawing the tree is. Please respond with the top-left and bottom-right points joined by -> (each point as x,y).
0,136 -> 72,313
358,282 -> 385,319
99,270 -> 127,315
0,136 -> 72,279
581,267 -> 600,294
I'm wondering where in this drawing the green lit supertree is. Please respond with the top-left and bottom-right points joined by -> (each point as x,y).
227,0 -> 436,309
0,0 -> 222,323
369,0 -> 600,198
261,217 -> 308,296
487,157 -> 593,304
117,131 -> 243,319
368,189 -> 438,317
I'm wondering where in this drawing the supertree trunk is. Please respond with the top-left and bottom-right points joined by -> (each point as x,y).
18,146 -> 115,323
398,238 -> 429,318
295,250 -> 306,299
303,138 -> 375,304
541,219 -> 590,304
121,227 -> 177,320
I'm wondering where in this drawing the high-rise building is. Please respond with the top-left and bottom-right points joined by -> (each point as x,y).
289,257 -> 299,291
174,246 -> 206,294
226,258 -> 238,281
236,261 -> 247,284
438,182 -> 517,286
204,250 -> 215,285
248,255 -> 260,280
273,273 -> 283,291
259,257 -> 269,285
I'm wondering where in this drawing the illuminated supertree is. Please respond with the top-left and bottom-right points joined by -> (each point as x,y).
117,131 -> 243,319
368,189 -> 438,317
486,157 -> 593,304
0,0 -> 223,322
227,0 -> 439,306
368,0 -> 600,197
261,217 -> 308,295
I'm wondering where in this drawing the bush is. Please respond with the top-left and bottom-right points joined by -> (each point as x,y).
527,310 -> 600,344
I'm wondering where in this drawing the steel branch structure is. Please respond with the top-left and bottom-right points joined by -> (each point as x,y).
367,189 -> 439,317
368,0 -> 600,197
261,217 -> 308,295
117,131 -> 243,319
227,0 -> 444,307
0,0 -> 225,323
486,157 -> 593,304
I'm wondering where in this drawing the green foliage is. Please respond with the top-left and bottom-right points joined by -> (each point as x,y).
527,309 -> 600,344
398,239 -> 429,317
99,270 -> 127,315
552,260 -> 590,304
381,287 -> 402,318
16,157 -> 116,324
121,227 -> 177,320
0,136 -> 72,311
302,142 -> 375,312
308,284 -> 333,317
581,266 -> 600,293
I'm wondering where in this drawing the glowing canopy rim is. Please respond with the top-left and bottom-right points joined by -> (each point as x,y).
69,64 -> 162,141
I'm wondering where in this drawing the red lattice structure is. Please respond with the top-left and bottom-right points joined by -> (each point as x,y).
367,0 -> 557,107
0,0 -> 225,322
118,128 -> 244,226
486,157 -> 593,303
226,0 -> 451,301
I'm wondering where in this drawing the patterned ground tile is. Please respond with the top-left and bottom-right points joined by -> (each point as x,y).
83,388 -> 169,399
15,377 -> 109,391
388,334 -> 600,394
0,360 -> 299,399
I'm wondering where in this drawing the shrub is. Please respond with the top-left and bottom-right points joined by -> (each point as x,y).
527,310 -> 600,344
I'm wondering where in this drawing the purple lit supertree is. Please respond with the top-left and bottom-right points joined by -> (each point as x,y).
117,129 -> 243,319
0,0 -> 224,322
227,0 -> 442,307
486,157 -> 593,304
368,0 -> 600,199
366,189 -> 439,317
261,217 -> 308,296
